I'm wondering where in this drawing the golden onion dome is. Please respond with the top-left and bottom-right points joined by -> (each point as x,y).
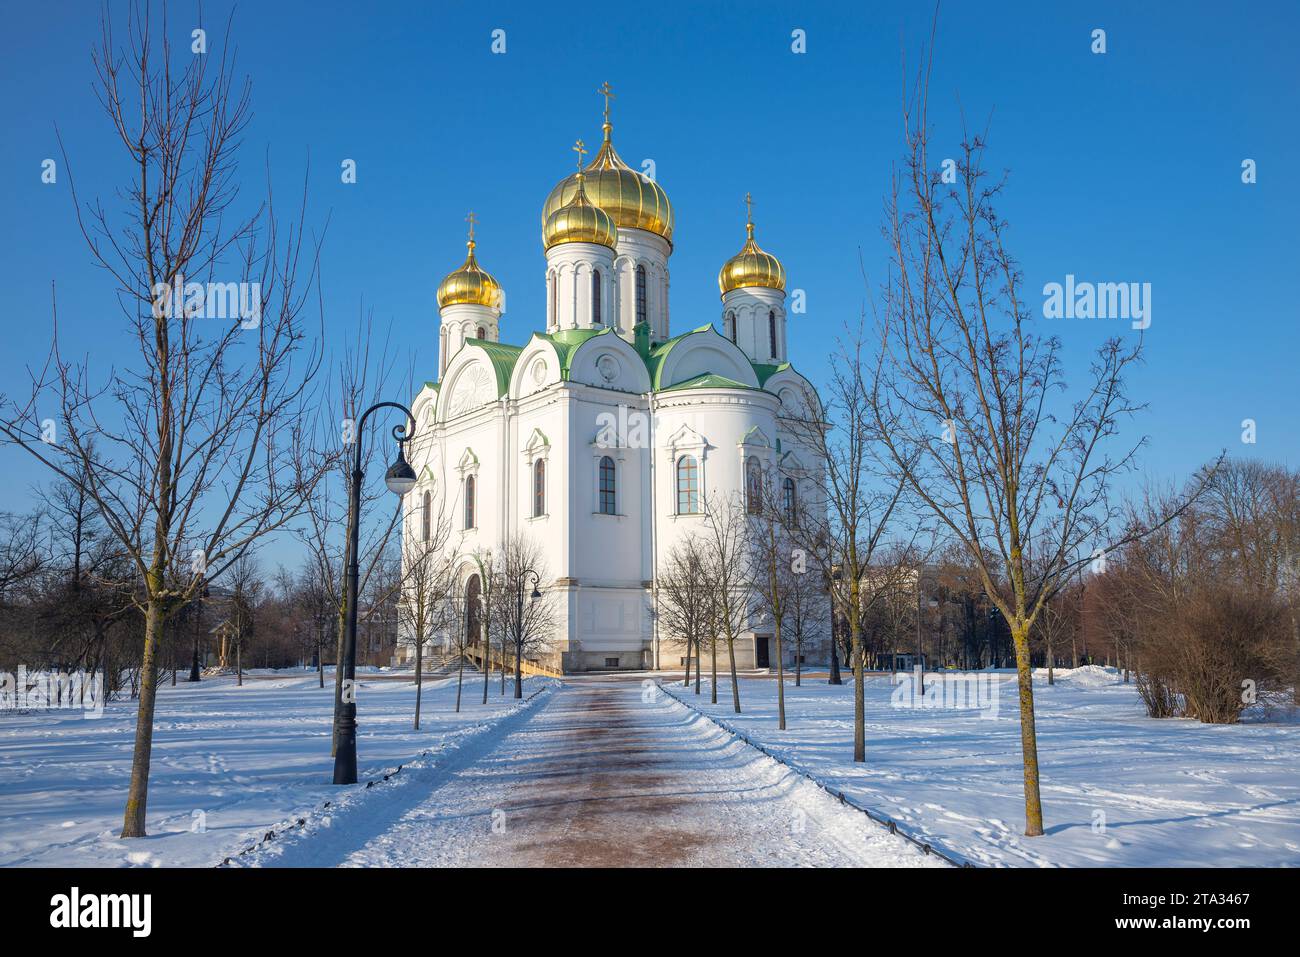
718,202 -> 786,297
542,120 -> 673,243
542,172 -> 618,251
437,235 -> 501,310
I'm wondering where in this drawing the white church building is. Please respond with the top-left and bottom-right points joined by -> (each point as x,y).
401,90 -> 826,673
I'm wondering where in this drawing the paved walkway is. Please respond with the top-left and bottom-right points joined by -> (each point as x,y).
268,676 -> 940,867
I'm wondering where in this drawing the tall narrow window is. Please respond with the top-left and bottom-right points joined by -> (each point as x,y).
549,273 -> 557,327
476,326 -> 486,339
421,490 -> 431,541
592,269 -> 602,324
635,265 -> 647,325
676,455 -> 699,514
746,457 -> 763,514
768,310 -> 778,357
782,476 -> 797,522
464,475 -> 476,529
599,455 -> 616,514
726,310 -> 736,343
533,459 -> 546,517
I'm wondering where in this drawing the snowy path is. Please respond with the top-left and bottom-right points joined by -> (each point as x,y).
249,675 -> 940,868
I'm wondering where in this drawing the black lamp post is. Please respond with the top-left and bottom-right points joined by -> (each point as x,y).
333,401 -> 417,785
511,569 -> 541,698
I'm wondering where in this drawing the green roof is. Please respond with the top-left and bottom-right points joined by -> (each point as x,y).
437,322 -> 799,402
645,324 -> 716,390
463,338 -> 523,396
750,361 -> 791,387
660,372 -> 761,393
532,327 -> 614,379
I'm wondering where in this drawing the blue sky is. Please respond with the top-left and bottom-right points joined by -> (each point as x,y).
1,1 -> 1296,567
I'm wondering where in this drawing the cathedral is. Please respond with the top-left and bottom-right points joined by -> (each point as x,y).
401,87 -> 826,673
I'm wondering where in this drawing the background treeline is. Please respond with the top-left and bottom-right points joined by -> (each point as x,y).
0,483 -> 405,696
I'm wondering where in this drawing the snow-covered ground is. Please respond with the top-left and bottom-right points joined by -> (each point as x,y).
661,666 -> 1300,867
0,668 -> 552,867
235,675 -> 943,868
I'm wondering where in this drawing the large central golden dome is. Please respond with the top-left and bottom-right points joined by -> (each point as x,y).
542,121 -> 673,243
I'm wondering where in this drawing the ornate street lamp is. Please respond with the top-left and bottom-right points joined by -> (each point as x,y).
333,401 -> 417,785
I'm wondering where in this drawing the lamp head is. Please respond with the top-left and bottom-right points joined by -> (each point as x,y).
384,445 -> 418,496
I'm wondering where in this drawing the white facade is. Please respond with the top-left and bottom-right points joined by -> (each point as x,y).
403,131 -> 826,672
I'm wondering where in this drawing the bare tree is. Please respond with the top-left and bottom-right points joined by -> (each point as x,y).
657,536 -> 710,695
865,36 -> 1165,833
0,10 -> 328,837
398,518 -> 455,729
471,547 -> 500,705
225,554 -> 261,686
297,312 -> 404,753
490,534 -> 558,699
782,325 -> 910,761
698,494 -> 757,714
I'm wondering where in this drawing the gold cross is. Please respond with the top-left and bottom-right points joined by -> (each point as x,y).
573,138 -> 588,171
597,81 -> 615,124
465,210 -> 477,241
744,192 -> 754,225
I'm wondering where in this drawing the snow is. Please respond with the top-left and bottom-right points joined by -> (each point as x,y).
5,663 -> 1294,868
0,668 -> 554,867
234,675 -> 943,867
661,668 -> 1300,867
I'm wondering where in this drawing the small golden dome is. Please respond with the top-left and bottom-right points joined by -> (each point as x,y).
542,121 -> 673,242
543,172 -> 618,251
437,235 -> 501,310
718,199 -> 785,297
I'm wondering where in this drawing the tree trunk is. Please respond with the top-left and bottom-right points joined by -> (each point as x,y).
500,633 -> 507,695
710,635 -> 718,704
414,632 -> 423,730
727,637 -> 741,714
850,579 -> 864,763
513,642 -> 523,700
1011,622 -> 1045,836
795,634 -> 802,687
236,640 -> 242,686
1047,636 -> 1054,686
332,603 -> 347,754
121,593 -> 164,837
774,624 -> 786,731
828,634 -> 842,685
682,641 -> 692,688
455,654 -> 464,713
693,637 -> 701,695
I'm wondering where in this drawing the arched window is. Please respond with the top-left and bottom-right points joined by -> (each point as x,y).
745,457 -> 763,514
676,455 -> 699,514
421,490 -> 432,541
532,459 -> 546,518
599,455 -> 616,514
768,310 -> 778,357
464,475 -> 476,529
476,326 -> 486,340
726,310 -> 736,343
592,269 -> 602,325
783,476 -> 797,522
635,265 -> 647,325
549,273 -> 557,327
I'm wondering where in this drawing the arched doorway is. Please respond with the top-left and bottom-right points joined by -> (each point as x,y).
465,574 -> 482,653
